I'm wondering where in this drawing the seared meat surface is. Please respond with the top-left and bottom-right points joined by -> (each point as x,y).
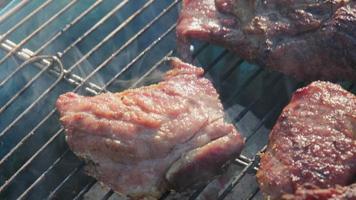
282,183 -> 356,200
177,0 -> 356,81
256,81 -> 356,199
56,58 -> 244,199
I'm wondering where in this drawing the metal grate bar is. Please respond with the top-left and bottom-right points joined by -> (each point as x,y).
0,56 -> 64,140
101,190 -> 114,200
65,0 -> 158,73
223,68 -> 264,105
101,46 -> 221,200
73,1 -> 179,92
47,162 -> 85,199
0,0 -> 52,42
89,1 -> 179,87
215,83 -> 305,200
189,97 -> 280,199
0,56 -> 63,114
203,49 -> 229,73
0,0 -> 178,172
220,59 -> 244,80
0,0 -> 80,66
58,0 -> 130,57
247,188 -> 260,200
130,50 -> 174,88
187,75 -> 297,200
0,128 -> 65,193
34,0 -> 104,55
232,75 -> 283,123
192,43 -> 209,58
44,51 -> 174,199
0,0 -> 30,24
0,0 -> 104,86
72,180 -> 97,200
0,16 -> 178,193
16,149 -> 71,200
218,161 -> 255,200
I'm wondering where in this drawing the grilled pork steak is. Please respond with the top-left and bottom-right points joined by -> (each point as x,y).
256,81 -> 356,199
56,58 -> 244,199
282,183 -> 356,200
177,0 -> 356,81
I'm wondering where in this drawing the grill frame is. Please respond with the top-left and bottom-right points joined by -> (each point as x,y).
0,1 -> 354,200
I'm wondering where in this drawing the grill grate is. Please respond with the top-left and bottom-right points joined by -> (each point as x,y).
0,1 -> 354,200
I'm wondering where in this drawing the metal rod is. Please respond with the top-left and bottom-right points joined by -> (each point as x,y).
233,75 -> 283,123
65,0 -> 157,73
0,128 -> 64,193
0,0 -> 104,87
0,0 -> 52,43
47,162 -> 85,199
58,0 -> 129,57
34,0 -> 104,55
0,59 -> 57,114
44,51 -> 174,200
16,149 -> 71,200
215,82 -> 304,200
218,162 -> 255,200
104,24 -> 176,89
72,180 -> 97,200
203,49 -> 229,74
223,68 -> 264,104
0,1 -> 205,195
0,18 -> 178,183
129,51 -> 174,89
0,56 -> 64,140
220,59 -> 244,80
0,0 -> 79,66
90,0 -> 179,85
247,188 -> 260,200
192,43 -> 209,58
0,0 -> 30,24
101,190 -> 114,200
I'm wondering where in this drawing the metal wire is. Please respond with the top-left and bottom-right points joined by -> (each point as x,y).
0,55 -> 65,140
0,0 -> 104,86
2,1 -> 353,199
64,0 -> 158,73
0,0 -> 52,42
17,149 -> 71,200
6,15 -> 179,198
47,162 -> 85,199
0,0 -> 79,66
0,0 -> 30,24
72,180 -> 97,200
0,1 -> 272,199
58,0 -> 130,57
0,128 -> 65,193
0,0 -> 178,173
101,190 -> 114,200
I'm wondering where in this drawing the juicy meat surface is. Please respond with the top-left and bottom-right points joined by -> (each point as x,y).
256,81 -> 356,199
177,0 -> 356,81
282,183 -> 356,200
56,58 -> 244,199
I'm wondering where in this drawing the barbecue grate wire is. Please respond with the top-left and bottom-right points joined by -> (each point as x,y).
0,1 -> 354,200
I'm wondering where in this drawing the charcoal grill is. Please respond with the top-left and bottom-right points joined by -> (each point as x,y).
0,1 -> 354,200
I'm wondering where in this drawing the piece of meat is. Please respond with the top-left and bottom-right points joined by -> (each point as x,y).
176,0 -> 356,81
56,57 -> 244,199
282,183 -> 356,200
256,81 -> 356,199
